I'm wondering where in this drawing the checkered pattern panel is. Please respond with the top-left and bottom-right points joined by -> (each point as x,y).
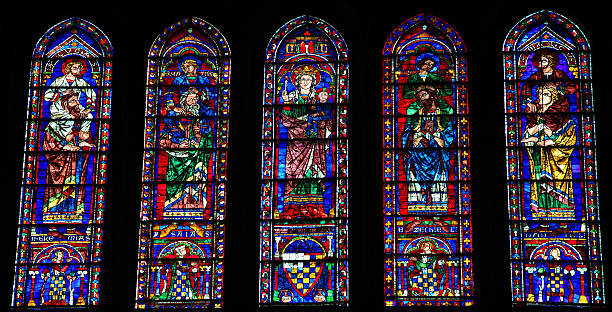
289,262 -> 320,295
170,272 -> 192,300
546,272 -> 565,296
49,276 -> 67,300
411,268 -> 439,294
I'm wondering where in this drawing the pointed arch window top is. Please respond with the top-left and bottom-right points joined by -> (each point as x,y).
503,10 -> 604,306
265,15 -> 348,62
383,14 -> 465,56
149,17 -> 230,58
34,17 -> 112,58
503,10 -> 589,52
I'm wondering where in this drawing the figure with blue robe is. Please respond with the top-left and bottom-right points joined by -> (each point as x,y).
166,56 -> 213,108
401,85 -> 454,208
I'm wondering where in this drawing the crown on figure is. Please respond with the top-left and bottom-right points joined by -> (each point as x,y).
291,64 -> 321,85
293,64 -> 318,76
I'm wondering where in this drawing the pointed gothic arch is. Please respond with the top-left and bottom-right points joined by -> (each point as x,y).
135,17 -> 230,309
382,14 -> 473,307
11,17 -> 112,308
259,15 -> 349,307
503,10 -> 605,307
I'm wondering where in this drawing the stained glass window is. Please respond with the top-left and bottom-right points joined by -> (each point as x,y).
135,17 -> 230,309
382,14 -> 472,307
503,10 -> 605,306
11,18 -> 112,308
259,15 -> 349,306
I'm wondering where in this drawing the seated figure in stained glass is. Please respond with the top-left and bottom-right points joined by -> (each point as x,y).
280,64 -> 332,219
160,87 -> 214,218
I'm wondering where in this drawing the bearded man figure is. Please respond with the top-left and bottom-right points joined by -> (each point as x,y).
42,90 -> 93,222
401,85 -> 454,209
160,87 -> 215,219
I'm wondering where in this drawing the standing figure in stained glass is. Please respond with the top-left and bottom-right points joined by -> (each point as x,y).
279,64 -> 331,219
401,85 -> 454,208
44,57 -> 96,148
402,54 -> 451,101
521,82 -> 576,218
42,88 -> 93,220
160,87 -> 214,217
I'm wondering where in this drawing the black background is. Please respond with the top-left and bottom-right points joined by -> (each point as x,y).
2,1 -> 611,312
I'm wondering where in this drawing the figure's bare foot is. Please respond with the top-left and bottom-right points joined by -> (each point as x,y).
63,144 -> 80,151
79,141 -> 95,148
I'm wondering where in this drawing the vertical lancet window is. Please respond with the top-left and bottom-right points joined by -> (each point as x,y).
503,10 -> 605,307
136,17 -> 230,309
11,18 -> 113,308
259,15 -> 349,306
382,14 -> 473,307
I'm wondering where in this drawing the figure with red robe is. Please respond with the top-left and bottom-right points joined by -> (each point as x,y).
279,65 -> 332,219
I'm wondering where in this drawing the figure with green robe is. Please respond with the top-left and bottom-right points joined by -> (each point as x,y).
160,87 -> 214,219
406,239 -> 447,296
402,54 -> 452,102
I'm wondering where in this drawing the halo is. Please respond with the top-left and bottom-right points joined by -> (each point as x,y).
178,55 -> 202,73
61,57 -> 88,77
531,48 -> 559,68
417,238 -> 438,251
415,53 -> 440,73
316,86 -> 333,94
291,64 -> 321,87
404,236 -> 451,254
529,241 -> 581,260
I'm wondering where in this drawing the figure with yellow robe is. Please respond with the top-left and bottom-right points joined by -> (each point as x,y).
521,82 -> 576,219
